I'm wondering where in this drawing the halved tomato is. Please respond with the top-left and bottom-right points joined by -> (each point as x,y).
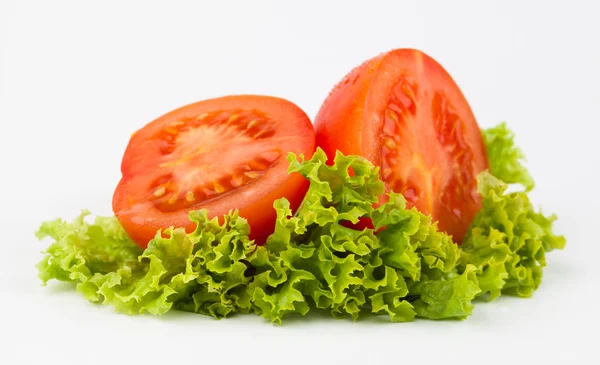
314,49 -> 489,243
113,95 -> 315,248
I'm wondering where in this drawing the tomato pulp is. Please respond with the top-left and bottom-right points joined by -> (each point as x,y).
315,49 -> 489,243
113,95 -> 315,248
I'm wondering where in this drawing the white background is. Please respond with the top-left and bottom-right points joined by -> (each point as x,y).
1,0 -> 598,363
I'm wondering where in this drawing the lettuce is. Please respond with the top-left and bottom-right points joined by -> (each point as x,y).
36,210 -> 256,316
36,123 -> 564,322
241,151 -> 477,323
459,125 -> 566,300
482,122 -> 535,190
459,172 -> 565,300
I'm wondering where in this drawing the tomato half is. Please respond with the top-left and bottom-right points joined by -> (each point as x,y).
314,49 -> 489,243
113,95 -> 315,248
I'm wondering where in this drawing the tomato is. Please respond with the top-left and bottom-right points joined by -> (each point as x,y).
113,95 -> 315,248
314,49 -> 489,243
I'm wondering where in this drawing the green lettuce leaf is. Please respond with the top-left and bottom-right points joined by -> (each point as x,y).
242,151 -> 476,323
460,172 -> 566,300
36,123 -> 564,323
456,124 -> 565,301
482,122 -> 535,190
37,210 -> 256,317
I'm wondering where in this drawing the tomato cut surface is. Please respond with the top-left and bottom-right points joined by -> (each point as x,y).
315,49 -> 489,243
113,95 -> 315,248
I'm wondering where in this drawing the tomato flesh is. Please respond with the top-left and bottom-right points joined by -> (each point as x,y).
114,95 -> 315,248
148,109 -> 283,212
315,49 -> 489,243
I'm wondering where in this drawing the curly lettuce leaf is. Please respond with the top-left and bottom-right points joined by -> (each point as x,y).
482,122 -> 535,190
456,124 -> 565,301
37,210 -> 256,317
460,172 -> 565,300
243,151 -> 477,323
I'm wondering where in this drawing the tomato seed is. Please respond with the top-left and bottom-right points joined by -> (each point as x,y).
244,171 -> 259,179
254,129 -> 275,139
383,136 -> 397,150
247,119 -> 260,129
154,186 -> 166,197
231,175 -> 244,187
185,191 -> 195,202
227,114 -> 240,123
213,182 -> 226,194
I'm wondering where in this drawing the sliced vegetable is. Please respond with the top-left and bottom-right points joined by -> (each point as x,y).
113,95 -> 315,248
315,49 -> 489,243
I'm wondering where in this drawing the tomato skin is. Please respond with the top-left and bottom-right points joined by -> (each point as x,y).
315,53 -> 387,163
315,49 -> 489,243
113,95 -> 315,248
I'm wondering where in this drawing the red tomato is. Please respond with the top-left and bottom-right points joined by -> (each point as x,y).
314,49 -> 489,243
113,95 -> 315,248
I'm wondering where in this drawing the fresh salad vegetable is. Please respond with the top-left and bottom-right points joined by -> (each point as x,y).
315,49 -> 489,243
36,49 -> 565,323
114,95 -> 315,247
